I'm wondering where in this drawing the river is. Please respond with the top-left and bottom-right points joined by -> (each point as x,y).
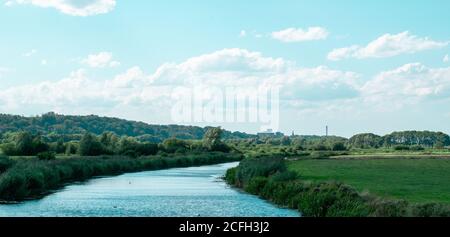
0,162 -> 299,217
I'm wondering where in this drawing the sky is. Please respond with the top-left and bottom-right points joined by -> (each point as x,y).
0,0 -> 450,137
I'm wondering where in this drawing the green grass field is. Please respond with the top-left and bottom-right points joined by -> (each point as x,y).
288,158 -> 450,204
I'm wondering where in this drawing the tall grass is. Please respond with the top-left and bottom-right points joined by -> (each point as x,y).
225,156 -> 450,217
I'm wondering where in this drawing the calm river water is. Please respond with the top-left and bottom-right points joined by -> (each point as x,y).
0,162 -> 299,217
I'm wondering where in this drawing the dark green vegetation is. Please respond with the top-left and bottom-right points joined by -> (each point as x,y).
0,128 -> 232,157
347,131 -> 450,149
225,157 -> 450,217
0,125 -> 243,202
288,158 -> 450,204
0,112 -> 253,143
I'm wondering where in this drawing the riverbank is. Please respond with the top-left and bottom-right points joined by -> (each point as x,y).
0,162 -> 299,217
225,156 -> 450,217
0,152 -> 243,202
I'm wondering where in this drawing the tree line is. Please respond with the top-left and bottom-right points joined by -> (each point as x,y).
348,131 -> 450,149
0,112 -> 254,143
231,131 -> 450,154
0,127 -> 231,158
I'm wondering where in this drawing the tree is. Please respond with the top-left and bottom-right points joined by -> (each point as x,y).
136,143 -> 159,156
100,132 -> 119,154
65,142 -> 78,155
54,139 -> 66,154
162,138 -> 189,153
31,136 -> 50,154
15,132 -> 34,155
203,127 -> 230,152
332,142 -> 347,151
348,133 -> 382,149
78,133 -> 104,156
37,151 -> 56,161
281,136 -> 292,146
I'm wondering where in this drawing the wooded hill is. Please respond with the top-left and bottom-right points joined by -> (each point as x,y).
0,112 -> 254,143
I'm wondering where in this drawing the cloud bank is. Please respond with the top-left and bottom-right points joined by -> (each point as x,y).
1,48 -> 449,131
328,31 -> 448,61
5,0 -> 116,16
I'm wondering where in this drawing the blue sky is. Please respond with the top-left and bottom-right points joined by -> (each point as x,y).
1,0 -> 450,137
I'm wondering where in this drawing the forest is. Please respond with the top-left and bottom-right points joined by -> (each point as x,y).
0,112 -> 254,143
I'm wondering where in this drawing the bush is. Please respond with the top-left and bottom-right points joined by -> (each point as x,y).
0,156 -> 14,173
332,142 -> 347,151
312,144 -> 330,151
296,182 -> 369,217
411,203 -> 450,217
310,151 -> 336,159
0,143 -> 18,156
368,199 -> 409,217
162,138 -> 189,153
394,145 -> 410,151
78,133 -> 104,156
245,176 -> 269,195
235,156 -> 286,187
271,171 -> 298,182
410,145 -> 425,151
37,152 -> 56,161
225,167 -> 237,185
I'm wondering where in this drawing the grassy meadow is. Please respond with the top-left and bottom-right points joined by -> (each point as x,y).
288,158 -> 450,204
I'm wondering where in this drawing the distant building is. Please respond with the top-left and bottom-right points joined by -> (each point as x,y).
257,129 -> 274,137
257,129 -> 285,138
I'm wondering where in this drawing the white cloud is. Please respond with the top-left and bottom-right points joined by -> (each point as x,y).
23,49 -> 37,57
107,66 -> 146,88
82,52 -> 120,68
361,63 -> 450,107
272,27 -> 329,42
41,59 -> 47,65
3,48 -> 450,132
0,48 -> 359,118
444,54 -> 449,63
239,30 -> 246,38
328,31 -> 448,61
5,0 -> 116,16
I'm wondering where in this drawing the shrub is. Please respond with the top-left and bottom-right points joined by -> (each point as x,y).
162,138 -> 189,153
78,133 -> 104,156
411,203 -> 450,217
368,199 -> 409,217
332,142 -> 347,151
310,151 -> 336,159
410,145 -> 425,151
225,167 -> 237,185
0,156 -> 14,173
245,176 -> 269,195
394,145 -> 410,151
37,152 -> 56,161
295,182 -> 369,217
312,144 -> 330,151
270,171 -> 298,182
0,143 -> 18,156
235,156 -> 286,187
